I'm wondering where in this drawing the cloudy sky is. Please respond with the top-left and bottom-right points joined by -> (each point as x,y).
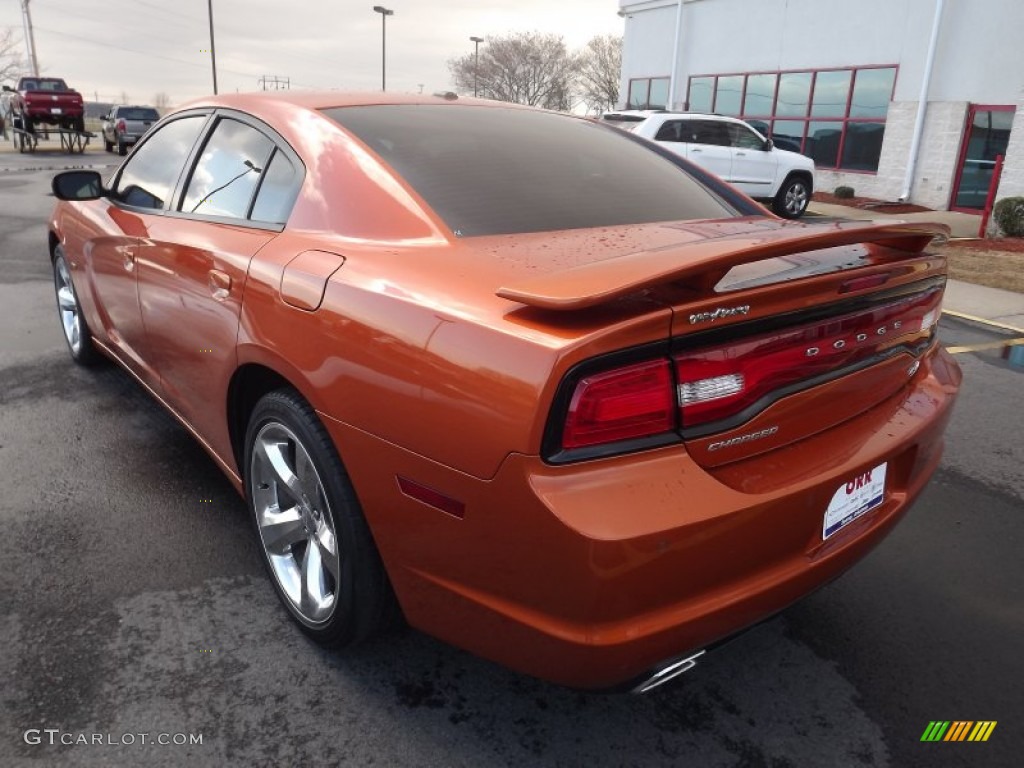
1,0 -> 624,105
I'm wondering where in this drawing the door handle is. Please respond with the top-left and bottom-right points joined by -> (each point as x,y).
691,148 -> 703,153
122,247 -> 135,272
736,151 -> 747,156
208,269 -> 231,300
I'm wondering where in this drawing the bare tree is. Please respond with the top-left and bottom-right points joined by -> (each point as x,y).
577,35 -> 622,115
1,27 -> 26,85
153,92 -> 171,109
448,32 -> 577,111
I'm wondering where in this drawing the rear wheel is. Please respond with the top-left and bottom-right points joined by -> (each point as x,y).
117,140 -> 127,156
773,175 -> 811,219
244,389 -> 396,647
104,138 -> 113,152
53,246 -> 100,365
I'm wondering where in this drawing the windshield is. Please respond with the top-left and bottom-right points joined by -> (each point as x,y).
324,105 -> 734,238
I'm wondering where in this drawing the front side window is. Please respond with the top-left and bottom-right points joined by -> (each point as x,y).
728,123 -> 765,150
114,115 -> 206,210
182,118 -> 274,219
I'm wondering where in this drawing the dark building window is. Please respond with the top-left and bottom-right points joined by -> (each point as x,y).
686,66 -> 897,173
627,77 -> 671,109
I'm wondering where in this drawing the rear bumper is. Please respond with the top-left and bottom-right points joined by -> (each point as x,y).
326,346 -> 960,689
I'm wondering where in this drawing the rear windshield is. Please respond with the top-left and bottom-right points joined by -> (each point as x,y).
323,105 -> 733,237
119,108 -> 160,121
23,78 -> 69,91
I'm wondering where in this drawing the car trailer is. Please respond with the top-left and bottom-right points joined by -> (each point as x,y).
10,116 -> 93,154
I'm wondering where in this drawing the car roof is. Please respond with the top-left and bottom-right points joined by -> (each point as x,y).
176,90 -> 529,114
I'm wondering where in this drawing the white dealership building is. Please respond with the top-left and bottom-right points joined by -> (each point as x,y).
618,0 -> 1024,211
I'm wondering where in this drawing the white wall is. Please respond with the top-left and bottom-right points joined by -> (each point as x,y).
619,3 -> 678,106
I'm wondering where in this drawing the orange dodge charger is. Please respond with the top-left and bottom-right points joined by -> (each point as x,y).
48,92 -> 961,692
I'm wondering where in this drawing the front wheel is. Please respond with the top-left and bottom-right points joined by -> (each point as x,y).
53,246 -> 101,365
244,389 -> 396,647
773,176 -> 811,219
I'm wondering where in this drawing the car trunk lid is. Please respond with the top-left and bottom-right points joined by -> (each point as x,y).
497,217 -> 950,466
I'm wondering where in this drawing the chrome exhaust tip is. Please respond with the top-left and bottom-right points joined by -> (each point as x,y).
631,650 -> 705,694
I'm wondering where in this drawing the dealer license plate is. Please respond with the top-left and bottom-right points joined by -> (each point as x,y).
823,463 -> 887,539
51,107 -> 62,114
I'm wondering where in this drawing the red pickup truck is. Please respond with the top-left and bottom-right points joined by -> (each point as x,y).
6,77 -> 85,133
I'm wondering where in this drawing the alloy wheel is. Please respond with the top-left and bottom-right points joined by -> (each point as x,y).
250,422 -> 341,624
55,256 -> 82,355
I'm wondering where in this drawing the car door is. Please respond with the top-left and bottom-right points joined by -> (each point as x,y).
679,119 -> 733,183
727,122 -> 778,198
135,113 -> 299,463
88,113 -> 208,385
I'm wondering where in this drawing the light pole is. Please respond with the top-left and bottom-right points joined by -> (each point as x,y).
207,0 -> 218,94
372,6 -> 394,92
469,36 -> 484,97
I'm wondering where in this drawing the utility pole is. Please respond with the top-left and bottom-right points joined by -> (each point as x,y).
207,0 -> 218,94
20,0 -> 40,76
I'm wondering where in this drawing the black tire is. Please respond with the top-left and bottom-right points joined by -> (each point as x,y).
772,175 -> 812,219
117,141 -> 127,156
52,246 -> 101,366
104,138 -> 113,152
72,116 -> 85,133
244,389 -> 396,647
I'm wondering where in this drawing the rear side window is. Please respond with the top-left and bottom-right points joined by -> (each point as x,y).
250,150 -> 300,224
182,118 -> 275,219
655,120 -> 684,141
325,105 -> 733,237
114,115 -> 207,210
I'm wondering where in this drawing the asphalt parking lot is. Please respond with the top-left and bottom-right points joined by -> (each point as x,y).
1,149 -> 1022,768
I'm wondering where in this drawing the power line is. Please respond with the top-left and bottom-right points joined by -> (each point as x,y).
33,25 -> 259,80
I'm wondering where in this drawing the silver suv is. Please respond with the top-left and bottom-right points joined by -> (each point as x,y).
101,105 -> 160,156
602,111 -> 816,218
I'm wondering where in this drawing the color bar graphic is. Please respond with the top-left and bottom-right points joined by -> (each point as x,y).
921,721 -> 996,742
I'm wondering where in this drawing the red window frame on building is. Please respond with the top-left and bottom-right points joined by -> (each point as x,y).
686,65 -> 898,173
627,77 -> 671,110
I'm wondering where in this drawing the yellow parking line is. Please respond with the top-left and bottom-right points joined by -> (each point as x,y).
945,337 -> 1024,354
941,309 -> 1024,334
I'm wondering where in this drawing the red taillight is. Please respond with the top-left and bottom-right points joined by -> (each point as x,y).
116,119 -> 126,134
674,288 -> 941,427
562,359 -> 675,449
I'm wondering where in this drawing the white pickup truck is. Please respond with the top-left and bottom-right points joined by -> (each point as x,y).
602,111 -> 816,218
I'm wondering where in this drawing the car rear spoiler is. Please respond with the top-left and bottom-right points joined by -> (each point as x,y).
495,220 -> 949,311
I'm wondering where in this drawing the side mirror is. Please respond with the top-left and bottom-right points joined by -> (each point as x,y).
763,138 -> 774,151
1,84 -> 12,92
52,170 -> 105,201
